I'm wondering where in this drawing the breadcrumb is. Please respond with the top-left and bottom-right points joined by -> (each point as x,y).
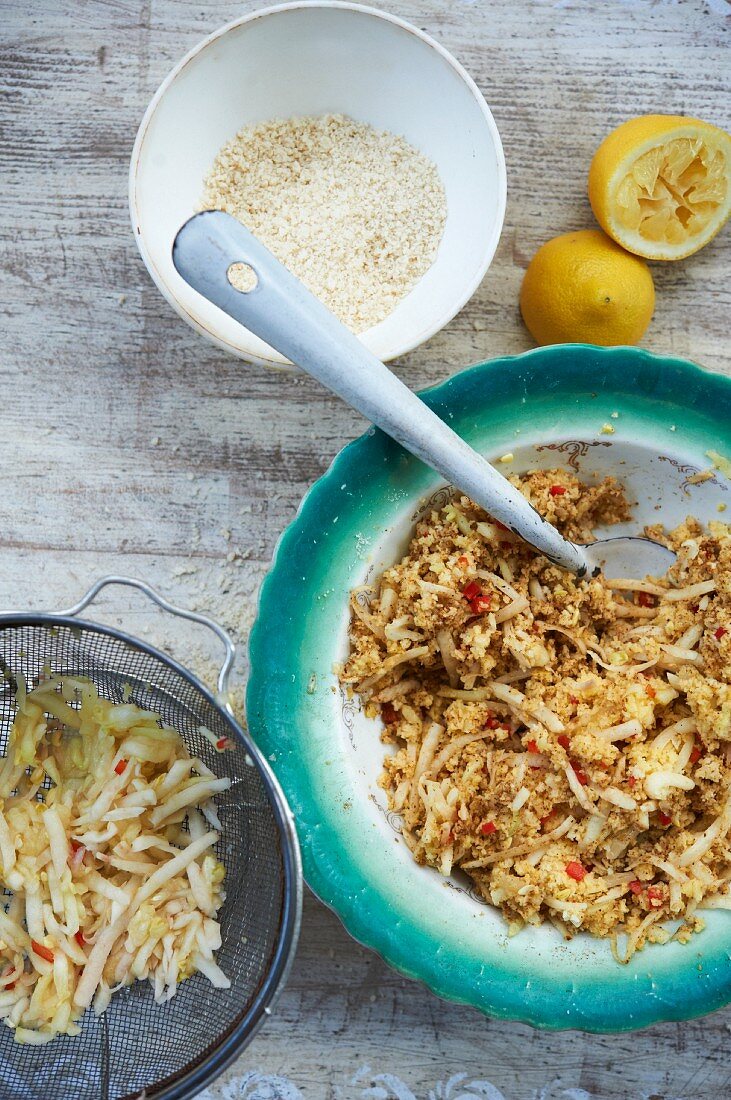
201,114 -> 446,333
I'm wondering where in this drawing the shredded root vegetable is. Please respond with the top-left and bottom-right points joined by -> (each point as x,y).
436,630 -> 460,688
600,787 -> 638,811
0,675 -> 230,1044
536,622 -> 588,655
494,596 -> 530,624
595,719 -> 642,742
462,816 -> 575,869
354,645 -> 430,693
565,765 -> 595,813
665,579 -> 717,601
652,717 -> 698,753
677,811 -> 731,868
619,911 -> 662,964
489,682 -> 564,733
699,892 -> 731,910
427,732 -> 491,778
510,786 -> 530,812
605,579 -> 668,596
644,770 -> 695,800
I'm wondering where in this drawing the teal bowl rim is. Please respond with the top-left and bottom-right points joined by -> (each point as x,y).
247,344 -> 731,1032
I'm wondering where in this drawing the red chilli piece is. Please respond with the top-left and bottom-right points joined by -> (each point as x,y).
647,886 -> 664,908
457,555 -> 469,568
627,775 -> 637,788
570,762 -> 588,785
658,812 -> 672,827
557,734 -> 571,750
216,737 -> 231,751
31,940 -> 54,964
539,814 -> 552,829
470,594 -> 492,615
526,739 -> 539,754
549,485 -> 567,497
381,702 -> 398,725
480,821 -> 497,836
565,861 -> 586,882
74,930 -> 86,947
636,591 -> 656,608
568,695 -> 579,707
484,711 -> 500,730
462,581 -> 482,602
629,880 -> 643,896
689,742 -> 702,764
114,759 -> 127,776
69,841 -> 86,871
715,626 -> 728,641
645,684 -> 656,699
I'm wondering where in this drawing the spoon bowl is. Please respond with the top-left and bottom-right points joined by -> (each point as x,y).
582,535 -> 676,579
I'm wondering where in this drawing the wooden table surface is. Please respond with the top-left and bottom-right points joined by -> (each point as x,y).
2,0 -> 730,1096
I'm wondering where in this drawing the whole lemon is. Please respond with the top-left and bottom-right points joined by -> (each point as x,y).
519,228 -> 655,347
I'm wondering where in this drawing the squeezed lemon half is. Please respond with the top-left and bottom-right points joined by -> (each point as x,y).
588,115 -> 731,260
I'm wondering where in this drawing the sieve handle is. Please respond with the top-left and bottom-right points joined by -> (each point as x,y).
53,576 -> 236,714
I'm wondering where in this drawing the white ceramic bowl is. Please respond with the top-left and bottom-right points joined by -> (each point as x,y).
130,1 -> 506,368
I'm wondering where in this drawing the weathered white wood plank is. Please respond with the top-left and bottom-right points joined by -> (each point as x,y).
1,0 -> 730,1095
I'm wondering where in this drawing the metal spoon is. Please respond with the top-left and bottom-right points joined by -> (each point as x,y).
172,211 -> 673,580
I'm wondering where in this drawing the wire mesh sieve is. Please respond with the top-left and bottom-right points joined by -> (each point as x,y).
0,577 -> 301,1100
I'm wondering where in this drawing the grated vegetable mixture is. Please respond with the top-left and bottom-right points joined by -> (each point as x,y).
0,676 -> 230,1043
340,469 -> 731,961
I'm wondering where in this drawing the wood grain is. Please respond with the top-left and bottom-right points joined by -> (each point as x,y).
1,0 -> 729,1095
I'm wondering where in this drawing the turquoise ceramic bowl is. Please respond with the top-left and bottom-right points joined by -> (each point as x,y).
247,345 -> 731,1032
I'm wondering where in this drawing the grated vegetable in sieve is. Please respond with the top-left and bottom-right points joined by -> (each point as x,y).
0,576 -> 302,1100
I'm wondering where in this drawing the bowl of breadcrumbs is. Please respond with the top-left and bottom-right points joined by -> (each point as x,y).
130,2 -> 506,368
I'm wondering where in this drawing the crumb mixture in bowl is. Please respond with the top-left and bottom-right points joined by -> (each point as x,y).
340,469 -> 731,962
201,114 -> 447,332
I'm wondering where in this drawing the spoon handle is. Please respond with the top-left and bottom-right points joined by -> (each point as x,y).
172,211 -> 589,576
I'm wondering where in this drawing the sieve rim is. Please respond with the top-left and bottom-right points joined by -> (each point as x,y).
0,613 -> 303,1100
